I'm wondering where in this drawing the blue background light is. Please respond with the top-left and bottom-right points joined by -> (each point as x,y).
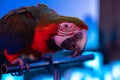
82,51 -> 103,75
1,74 -> 24,80
111,61 -> 120,80
104,72 -> 112,80
63,68 -> 100,80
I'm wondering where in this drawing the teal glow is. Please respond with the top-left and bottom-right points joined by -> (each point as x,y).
111,61 -> 120,80
64,68 -> 100,80
32,74 -> 65,80
104,72 -> 112,80
82,51 -> 103,75
102,61 -> 120,80
1,74 -> 24,80
71,72 -> 84,80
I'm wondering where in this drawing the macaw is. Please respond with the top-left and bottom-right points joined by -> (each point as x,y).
0,4 -> 88,67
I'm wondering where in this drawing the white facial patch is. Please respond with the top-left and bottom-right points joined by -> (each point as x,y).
57,22 -> 80,36
54,22 -> 87,55
54,22 -> 80,48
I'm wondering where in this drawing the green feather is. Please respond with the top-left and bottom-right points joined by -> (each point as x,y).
25,4 -> 87,29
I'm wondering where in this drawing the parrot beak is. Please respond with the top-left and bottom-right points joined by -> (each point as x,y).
54,22 -> 87,57
72,30 -> 87,56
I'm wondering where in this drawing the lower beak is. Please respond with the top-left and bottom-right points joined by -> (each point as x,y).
61,30 -> 87,56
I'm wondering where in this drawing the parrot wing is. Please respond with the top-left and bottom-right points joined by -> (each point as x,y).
0,6 -> 39,62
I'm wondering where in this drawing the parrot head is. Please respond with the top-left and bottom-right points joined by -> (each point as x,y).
53,21 -> 88,57
38,10 -> 89,57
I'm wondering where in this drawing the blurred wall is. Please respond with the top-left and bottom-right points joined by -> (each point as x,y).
100,0 -> 120,63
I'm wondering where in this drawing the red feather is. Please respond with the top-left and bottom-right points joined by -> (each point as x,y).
3,50 -> 21,63
32,23 -> 58,55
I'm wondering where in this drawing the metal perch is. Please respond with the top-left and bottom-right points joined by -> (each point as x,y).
1,54 -> 94,80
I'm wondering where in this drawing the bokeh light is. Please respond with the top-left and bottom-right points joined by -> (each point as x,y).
1,74 -> 23,80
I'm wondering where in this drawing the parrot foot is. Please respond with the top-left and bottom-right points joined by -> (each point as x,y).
11,57 -> 30,76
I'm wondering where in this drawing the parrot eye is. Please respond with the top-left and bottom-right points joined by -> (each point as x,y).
64,24 -> 68,28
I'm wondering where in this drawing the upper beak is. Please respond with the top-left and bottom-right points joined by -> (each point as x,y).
54,29 -> 87,57
72,30 -> 87,56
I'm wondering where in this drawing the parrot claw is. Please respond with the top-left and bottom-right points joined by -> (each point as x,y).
12,58 -> 24,69
11,57 -> 30,76
12,57 -> 30,70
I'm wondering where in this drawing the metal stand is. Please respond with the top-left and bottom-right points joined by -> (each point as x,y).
54,65 -> 61,80
1,54 -> 94,80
